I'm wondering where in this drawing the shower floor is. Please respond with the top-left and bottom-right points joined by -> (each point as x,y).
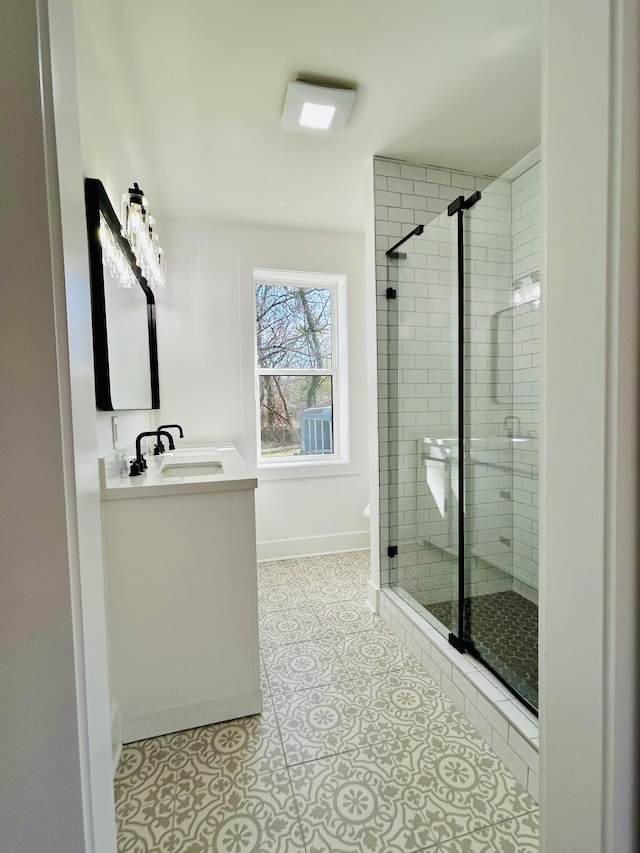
428,590 -> 538,709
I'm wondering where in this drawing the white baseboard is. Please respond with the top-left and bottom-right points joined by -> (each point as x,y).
367,579 -> 380,613
256,530 -> 369,561
120,690 -> 263,744
111,703 -> 122,774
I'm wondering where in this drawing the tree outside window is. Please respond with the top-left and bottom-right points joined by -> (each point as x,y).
253,270 -> 348,464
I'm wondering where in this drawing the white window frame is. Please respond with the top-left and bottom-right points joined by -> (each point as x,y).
252,268 -> 349,470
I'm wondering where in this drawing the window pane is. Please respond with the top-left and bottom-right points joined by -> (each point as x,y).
259,375 -> 333,457
255,284 -> 332,369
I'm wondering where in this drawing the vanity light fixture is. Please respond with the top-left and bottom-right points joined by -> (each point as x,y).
281,80 -> 357,135
99,212 -> 138,289
121,182 -> 165,289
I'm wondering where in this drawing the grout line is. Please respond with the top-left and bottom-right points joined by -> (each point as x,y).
264,691 -> 309,853
414,806 -> 540,851
282,761 -> 309,853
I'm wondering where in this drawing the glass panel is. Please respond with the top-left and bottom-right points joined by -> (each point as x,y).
387,207 -> 460,638
255,284 -> 332,369
259,375 -> 333,458
464,173 -> 540,710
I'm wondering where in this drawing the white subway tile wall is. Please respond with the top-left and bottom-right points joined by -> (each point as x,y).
510,162 -> 541,591
375,156 -> 541,606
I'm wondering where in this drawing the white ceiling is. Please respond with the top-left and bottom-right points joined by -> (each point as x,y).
79,0 -> 542,234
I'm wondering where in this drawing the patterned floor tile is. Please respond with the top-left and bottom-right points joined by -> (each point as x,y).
297,566 -> 368,587
114,739 -> 180,806
332,625 -> 420,677
257,569 -> 304,592
353,666 -> 455,740
115,550 -> 538,853
262,637 -> 349,694
272,680 -> 381,765
257,559 -> 301,578
115,795 -> 176,853
115,737 -> 182,852
312,599 -> 381,637
289,741 -> 438,852
258,585 -> 309,613
384,732 -> 537,845
433,812 -> 539,852
260,654 -> 271,695
259,604 -> 327,648
169,700 -> 286,778
171,766 -> 305,852
302,577 -> 367,604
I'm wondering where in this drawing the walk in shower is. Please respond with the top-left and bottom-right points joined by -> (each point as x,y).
383,165 -> 540,712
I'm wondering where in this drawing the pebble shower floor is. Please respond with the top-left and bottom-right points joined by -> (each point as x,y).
114,550 -> 539,852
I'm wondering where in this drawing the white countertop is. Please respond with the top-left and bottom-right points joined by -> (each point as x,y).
100,443 -> 257,501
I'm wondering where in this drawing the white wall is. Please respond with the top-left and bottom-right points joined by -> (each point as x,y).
73,0 -> 157,454
0,0 -> 117,850
156,219 -> 370,558
73,15 -> 370,555
541,0 -> 640,849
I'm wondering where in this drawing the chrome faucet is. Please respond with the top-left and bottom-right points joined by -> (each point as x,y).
154,423 -> 184,455
504,416 -> 521,438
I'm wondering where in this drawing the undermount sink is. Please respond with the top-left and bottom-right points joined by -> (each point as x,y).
160,461 -> 223,478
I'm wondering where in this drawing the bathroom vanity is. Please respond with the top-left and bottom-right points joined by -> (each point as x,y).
100,444 -> 260,744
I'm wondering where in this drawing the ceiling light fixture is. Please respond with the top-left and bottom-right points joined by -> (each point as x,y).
281,80 -> 356,135
299,102 -> 336,130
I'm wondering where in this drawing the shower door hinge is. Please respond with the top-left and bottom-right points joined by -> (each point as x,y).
448,195 -> 465,216
463,190 -> 482,210
448,190 -> 482,217
448,633 -> 466,653
387,545 -> 398,558
386,287 -> 397,300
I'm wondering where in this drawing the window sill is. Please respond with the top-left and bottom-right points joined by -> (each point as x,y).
257,458 -> 356,481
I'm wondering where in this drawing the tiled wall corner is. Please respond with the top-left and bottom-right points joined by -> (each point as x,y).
510,161 -> 541,590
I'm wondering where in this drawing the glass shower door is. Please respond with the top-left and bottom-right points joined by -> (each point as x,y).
463,178 -> 540,710
387,207 -> 460,638
384,170 -> 540,713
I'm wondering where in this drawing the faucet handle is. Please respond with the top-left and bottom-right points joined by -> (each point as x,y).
129,458 -> 143,477
153,441 -> 165,455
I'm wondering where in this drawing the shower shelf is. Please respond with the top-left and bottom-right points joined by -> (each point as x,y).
416,537 -> 513,574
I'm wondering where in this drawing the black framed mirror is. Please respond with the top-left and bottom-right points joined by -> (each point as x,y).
85,178 -> 160,411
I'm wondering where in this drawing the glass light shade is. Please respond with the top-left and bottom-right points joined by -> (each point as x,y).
299,102 -> 336,129
121,184 -> 165,288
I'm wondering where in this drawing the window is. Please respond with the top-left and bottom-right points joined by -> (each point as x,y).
253,269 -> 348,467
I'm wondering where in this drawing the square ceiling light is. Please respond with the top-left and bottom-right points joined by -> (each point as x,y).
281,81 -> 357,135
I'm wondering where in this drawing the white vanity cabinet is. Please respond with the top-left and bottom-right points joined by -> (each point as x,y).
100,445 -> 260,744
